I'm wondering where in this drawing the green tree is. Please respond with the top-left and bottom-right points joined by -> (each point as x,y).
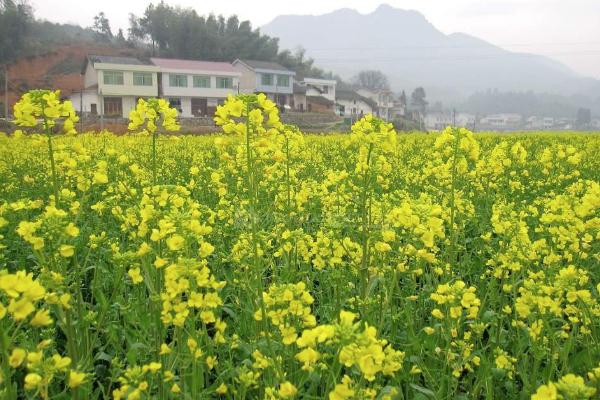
0,0 -> 32,64
352,70 -> 390,91
92,11 -> 113,41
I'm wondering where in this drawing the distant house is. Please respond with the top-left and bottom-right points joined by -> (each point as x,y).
424,112 -> 452,130
232,59 -> 295,107
292,78 -> 336,113
150,58 -> 240,118
480,113 -> 522,128
335,90 -> 376,118
389,100 -> 406,120
456,113 -> 476,128
70,55 -> 160,118
357,88 -> 394,120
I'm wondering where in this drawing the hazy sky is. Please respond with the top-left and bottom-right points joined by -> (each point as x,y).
32,0 -> 600,78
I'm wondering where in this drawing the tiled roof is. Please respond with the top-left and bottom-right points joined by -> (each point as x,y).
237,59 -> 294,73
150,58 -> 238,73
88,55 -> 150,65
336,90 -> 378,109
307,95 -> 334,106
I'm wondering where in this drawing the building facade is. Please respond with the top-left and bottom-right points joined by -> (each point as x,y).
72,55 -> 160,118
292,78 -> 337,113
335,90 -> 376,118
357,89 -> 394,120
232,59 -> 295,107
151,58 -> 240,118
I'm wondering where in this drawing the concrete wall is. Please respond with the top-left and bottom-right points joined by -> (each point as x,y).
97,70 -> 159,97
232,63 -> 256,93
161,73 -> 239,98
68,91 -> 99,114
336,99 -> 373,117
255,71 -> 294,94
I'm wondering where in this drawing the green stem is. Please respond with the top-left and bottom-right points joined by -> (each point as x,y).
448,128 -> 461,265
360,143 -> 374,300
152,129 -> 157,186
0,322 -> 16,400
45,120 -> 60,205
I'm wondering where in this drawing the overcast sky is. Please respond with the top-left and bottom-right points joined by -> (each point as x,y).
31,0 -> 600,78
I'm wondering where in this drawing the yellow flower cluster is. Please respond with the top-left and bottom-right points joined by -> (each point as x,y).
128,98 -> 180,133
254,282 -> 316,344
13,89 -> 79,134
214,93 -> 282,136
532,364 -> 600,400
296,311 -> 405,385
0,270 -> 51,324
431,280 -> 481,321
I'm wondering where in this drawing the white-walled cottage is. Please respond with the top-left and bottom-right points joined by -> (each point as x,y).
70,55 -> 160,118
232,59 -> 295,107
150,58 -> 241,118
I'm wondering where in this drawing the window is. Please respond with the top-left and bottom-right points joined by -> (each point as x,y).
169,74 -> 188,87
133,72 -> 153,86
216,77 -> 233,89
169,98 -> 182,113
103,97 -> 122,116
193,75 -> 210,88
103,71 -> 124,85
261,73 -> 273,86
322,86 -> 329,94
277,75 -> 290,87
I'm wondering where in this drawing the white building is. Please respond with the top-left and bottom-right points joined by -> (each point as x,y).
480,113 -> 522,128
456,113 -> 476,128
232,59 -> 295,107
335,90 -> 376,118
357,89 -> 394,120
70,55 -> 160,118
292,78 -> 337,113
151,58 -> 240,118
424,112 -> 453,130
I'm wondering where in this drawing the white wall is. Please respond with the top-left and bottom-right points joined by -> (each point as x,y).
161,72 -> 239,98
337,99 -> 373,117
68,91 -> 99,114
255,71 -> 294,94
232,63 -> 256,93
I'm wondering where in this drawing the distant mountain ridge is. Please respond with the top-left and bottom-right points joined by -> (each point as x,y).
262,4 -> 600,103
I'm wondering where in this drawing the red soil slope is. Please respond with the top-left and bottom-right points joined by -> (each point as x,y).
1,44 -> 138,112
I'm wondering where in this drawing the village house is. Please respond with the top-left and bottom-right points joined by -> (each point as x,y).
357,88 -> 394,120
150,58 -> 240,118
480,113 -> 522,128
70,55 -> 160,118
232,59 -> 295,108
389,99 -> 406,120
292,77 -> 336,113
335,90 -> 376,119
424,112 -> 453,130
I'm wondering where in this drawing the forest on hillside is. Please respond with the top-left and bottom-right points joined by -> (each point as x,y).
0,0 -> 328,79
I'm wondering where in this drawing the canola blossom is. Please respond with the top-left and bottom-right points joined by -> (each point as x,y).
0,91 -> 599,399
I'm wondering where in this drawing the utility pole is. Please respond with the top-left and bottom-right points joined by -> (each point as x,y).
79,90 -> 84,133
452,108 -> 456,127
3,65 -> 8,120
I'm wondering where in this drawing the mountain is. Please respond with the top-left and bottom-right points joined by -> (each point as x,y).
262,4 -> 600,103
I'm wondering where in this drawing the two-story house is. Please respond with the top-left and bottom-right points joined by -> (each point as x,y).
150,58 -> 241,118
232,59 -> 295,107
335,90 -> 377,119
72,55 -> 160,118
357,88 -> 395,120
292,78 -> 337,113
